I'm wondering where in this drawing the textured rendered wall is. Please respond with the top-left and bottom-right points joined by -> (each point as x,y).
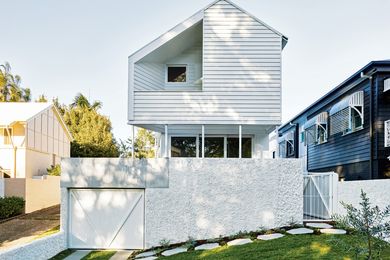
0,232 -> 66,260
145,158 -> 303,247
336,179 -> 390,215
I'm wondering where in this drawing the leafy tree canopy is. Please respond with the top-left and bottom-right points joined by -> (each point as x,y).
0,62 -> 31,102
58,93 -> 119,157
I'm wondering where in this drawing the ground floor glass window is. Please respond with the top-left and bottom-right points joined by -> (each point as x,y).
171,137 -> 196,157
227,137 -> 252,158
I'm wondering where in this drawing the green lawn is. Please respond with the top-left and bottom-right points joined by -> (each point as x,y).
34,225 -> 60,240
160,234 -> 390,260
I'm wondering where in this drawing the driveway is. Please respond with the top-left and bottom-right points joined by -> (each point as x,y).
0,205 -> 60,251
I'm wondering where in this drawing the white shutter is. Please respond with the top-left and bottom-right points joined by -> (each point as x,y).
384,78 -> 390,92
385,120 -> 390,148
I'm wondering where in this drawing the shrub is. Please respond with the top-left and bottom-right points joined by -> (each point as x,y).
0,196 -> 25,219
47,164 -> 61,176
332,189 -> 390,259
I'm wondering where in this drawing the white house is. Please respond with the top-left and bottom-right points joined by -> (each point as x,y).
128,0 -> 288,159
0,102 -> 72,212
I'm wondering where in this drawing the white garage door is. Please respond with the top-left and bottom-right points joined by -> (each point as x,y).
69,189 -> 144,249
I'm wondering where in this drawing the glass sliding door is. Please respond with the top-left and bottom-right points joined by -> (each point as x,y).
171,137 -> 197,157
227,137 -> 252,158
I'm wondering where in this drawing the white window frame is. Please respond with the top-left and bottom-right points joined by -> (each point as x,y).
345,105 -> 364,134
165,64 -> 188,84
316,124 -> 328,144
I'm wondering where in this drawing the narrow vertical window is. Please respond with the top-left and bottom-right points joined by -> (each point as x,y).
3,128 -> 12,145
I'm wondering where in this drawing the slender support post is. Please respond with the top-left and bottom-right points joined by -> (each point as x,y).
131,125 -> 135,159
239,125 -> 242,158
165,124 -> 168,158
201,125 -> 205,158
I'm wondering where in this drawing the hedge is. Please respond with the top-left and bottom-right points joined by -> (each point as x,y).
0,196 -> 25,219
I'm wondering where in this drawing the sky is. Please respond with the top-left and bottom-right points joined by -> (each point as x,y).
1,0 -> 390,140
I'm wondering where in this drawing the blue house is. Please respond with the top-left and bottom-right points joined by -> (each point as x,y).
278,60 -> 390,181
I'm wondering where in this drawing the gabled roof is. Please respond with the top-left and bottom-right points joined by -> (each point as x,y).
128,0 -> 288,63
0,102 -> 73,141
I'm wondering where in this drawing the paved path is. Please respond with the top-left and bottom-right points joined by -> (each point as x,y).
0,205 -> 60,251
110,250 -> 134,259
64,250 -> 91,260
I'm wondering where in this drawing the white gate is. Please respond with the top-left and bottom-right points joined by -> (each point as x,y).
303,173 -> 338,220
69,189 -> 144,249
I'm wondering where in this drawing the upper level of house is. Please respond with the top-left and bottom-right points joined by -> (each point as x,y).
128,0 -> 287,127
278,60 -> 390,180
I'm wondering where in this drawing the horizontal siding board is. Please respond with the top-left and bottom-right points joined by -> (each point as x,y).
130,0 -> 282,125
307,85 -> 371,170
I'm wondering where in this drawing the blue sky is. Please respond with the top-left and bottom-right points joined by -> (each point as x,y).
1,0 -> 389,140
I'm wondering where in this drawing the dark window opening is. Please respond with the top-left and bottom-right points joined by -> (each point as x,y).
227,137 -> 252,158
167,66 -> 186,82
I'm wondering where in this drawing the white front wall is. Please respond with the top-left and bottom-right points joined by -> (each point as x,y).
129,0 -> 283,125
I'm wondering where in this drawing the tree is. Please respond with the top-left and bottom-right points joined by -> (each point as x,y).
118,138 -> 133,158
71,93 -> 102,110
62,94 -> 119,157
333,190 -> 390,259
36,94 -> 48,102
119,128 -> 156,159
0,62 -> 31,102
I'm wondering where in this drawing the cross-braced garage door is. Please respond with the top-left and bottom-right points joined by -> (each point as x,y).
69,189 -> 144,249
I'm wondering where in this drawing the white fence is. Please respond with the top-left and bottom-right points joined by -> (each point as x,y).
303,172 -> 338,220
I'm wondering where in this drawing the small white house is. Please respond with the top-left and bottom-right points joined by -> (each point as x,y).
128,0 -> 288,159
0,102 -> 72,212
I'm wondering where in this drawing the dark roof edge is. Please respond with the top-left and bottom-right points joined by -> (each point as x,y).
279,60 -> 390,130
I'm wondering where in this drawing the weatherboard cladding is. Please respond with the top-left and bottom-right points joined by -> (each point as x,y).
130,0 -> 283,125
375,74 -> 390,161
307,84 -> 370,171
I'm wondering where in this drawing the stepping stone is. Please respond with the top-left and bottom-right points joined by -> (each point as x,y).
306,222 -> 333,229
135,251 -> 156,258
257,233 -> 285,240
227,238 -> 252,246
195,243 -> 220,250
64,250 -> 91,260
287,228 -> 314,235
320,228 -> 347,234
110,250 -> 134,260
161,247 -> 187,256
